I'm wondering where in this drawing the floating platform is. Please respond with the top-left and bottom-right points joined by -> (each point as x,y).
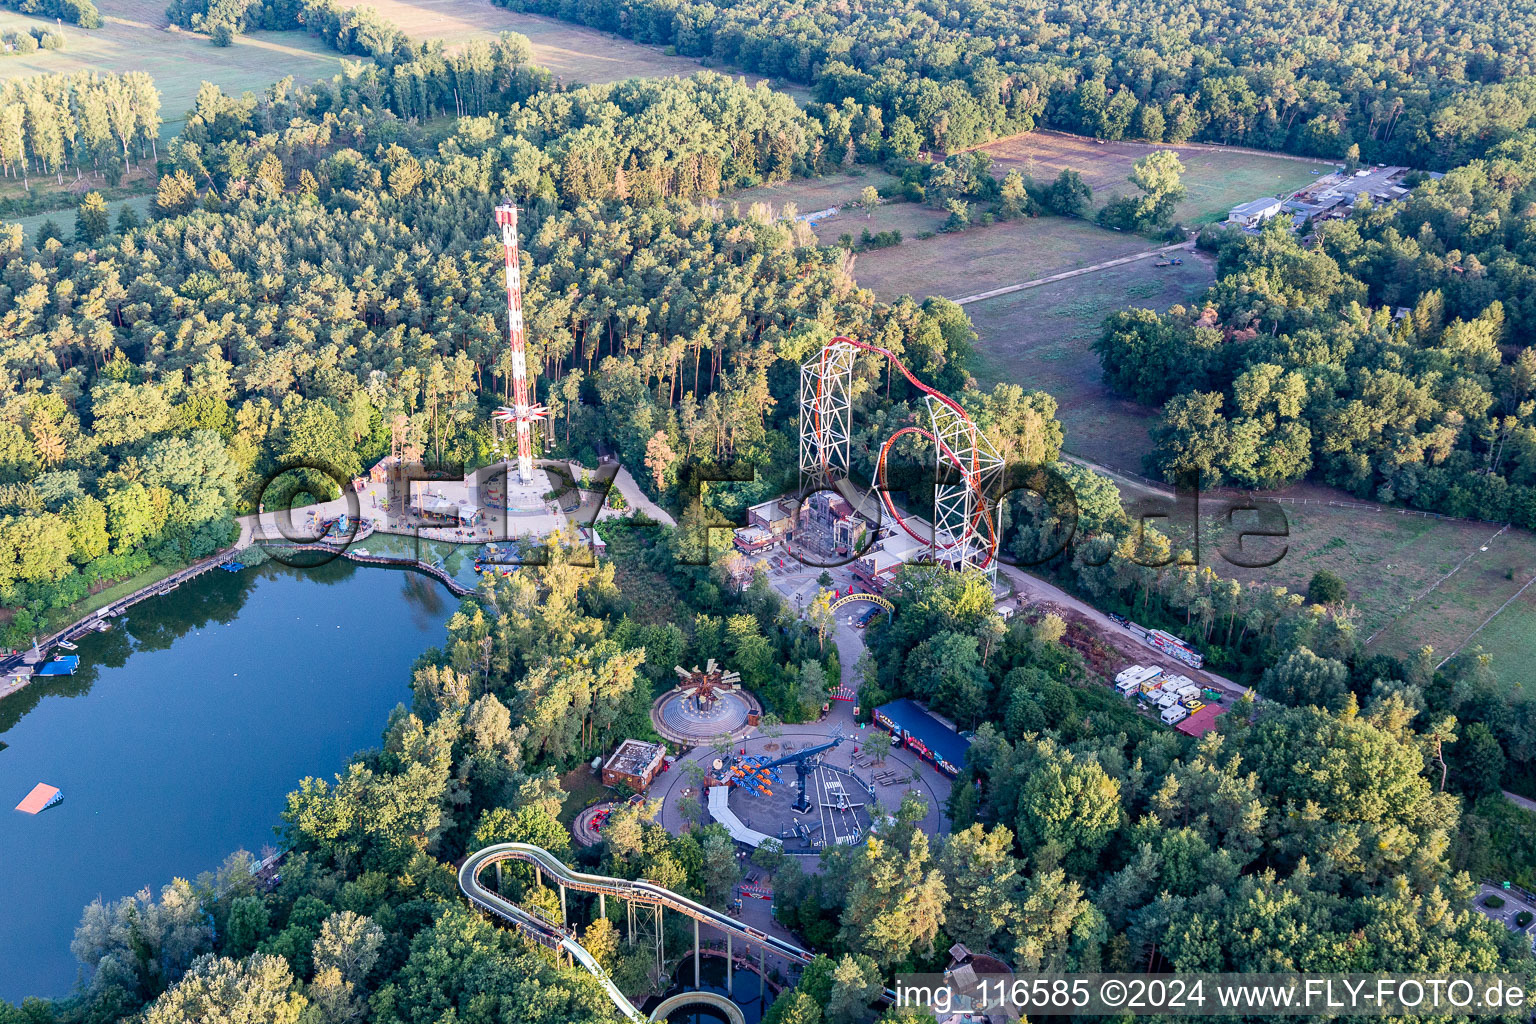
36,655 -> 80,676
219,562 -> 244,572
16,783 -> 62,814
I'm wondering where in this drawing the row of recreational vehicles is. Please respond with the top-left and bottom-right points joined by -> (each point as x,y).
1113,665 -> 1206,725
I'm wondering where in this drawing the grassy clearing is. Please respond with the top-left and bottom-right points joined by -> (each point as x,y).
850,214 -> 1155,301
1191,497 -> 1536,694
1066,457 -> 1536,695
813,200 -> 948,246
10,192 -> 154,240
965,254 -> 1213,470
0,2 -> 345,132
1474,585 -> 1536,701
974,132 -> 1324,224
723,168 -> 899,214
332,0 -> 715,85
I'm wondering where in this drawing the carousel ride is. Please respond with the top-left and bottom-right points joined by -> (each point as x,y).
652,660 -> 757,743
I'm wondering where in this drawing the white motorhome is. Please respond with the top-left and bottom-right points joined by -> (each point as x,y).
1156,690 -> 1181,709
1167,675 -> 1200,700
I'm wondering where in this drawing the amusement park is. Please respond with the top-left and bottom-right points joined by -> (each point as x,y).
263,205 -> 1199,1024
455,296 -> 1002,1023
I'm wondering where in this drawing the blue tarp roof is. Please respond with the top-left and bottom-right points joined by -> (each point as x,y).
876,698 -> 970,768
36,655 -> 79,676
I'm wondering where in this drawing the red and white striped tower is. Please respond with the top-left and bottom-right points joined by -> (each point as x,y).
491,203 -> 546,483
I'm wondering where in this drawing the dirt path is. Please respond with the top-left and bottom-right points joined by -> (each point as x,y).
952,241 -> 1194,305
1504,791 -> 1536,815
998,563 -> 1249,702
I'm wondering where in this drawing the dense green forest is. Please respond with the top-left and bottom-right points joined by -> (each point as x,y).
1097,131 -> 1536,525
0,54 -> 977,647
492,0 -> 1536,166
0,72 -> 161,188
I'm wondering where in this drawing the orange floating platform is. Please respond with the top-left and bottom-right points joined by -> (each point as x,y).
16,783 -> 61,814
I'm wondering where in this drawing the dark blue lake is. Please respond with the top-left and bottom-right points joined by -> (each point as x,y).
0,559 -> 458,1002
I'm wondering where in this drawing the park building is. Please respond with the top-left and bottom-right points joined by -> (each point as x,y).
851,526 -> 927,592
1226,196 -> 1286,228
873,698 -> 972,777
745,497 -> 796,538
601,739 -> 667,791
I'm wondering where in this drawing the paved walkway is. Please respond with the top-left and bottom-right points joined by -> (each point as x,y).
1473,882 -> 1536,953
1504,791 -> 1536,815
951,241 -> 1195,305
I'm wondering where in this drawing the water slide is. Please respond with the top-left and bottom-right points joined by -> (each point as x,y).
459,843 -> 818,1022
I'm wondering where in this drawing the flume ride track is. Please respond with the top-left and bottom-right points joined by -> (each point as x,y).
803,336 -> 1004,573
459,843 -> 818,1023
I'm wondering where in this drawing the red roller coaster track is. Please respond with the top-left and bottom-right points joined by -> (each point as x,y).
809,336 -> 1000,569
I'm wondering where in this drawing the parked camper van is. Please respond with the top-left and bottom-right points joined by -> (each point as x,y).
1161,705 -> 1189,726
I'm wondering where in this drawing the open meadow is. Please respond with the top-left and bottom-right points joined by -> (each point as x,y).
1473,584 -> 1536,694
0,1 -> 344,131
849,214 -> 1157,300
974,132 -> 1325,224
11,192 -> 154,240
966,254 -> 1213,470
332,0 -> 724,85
723,169 -> 899,217
1090,464 -> 1536,698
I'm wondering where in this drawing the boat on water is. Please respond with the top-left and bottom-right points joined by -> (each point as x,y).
36,655 -> 80,676
56,640 -> 77,651
16,783 -> 62,814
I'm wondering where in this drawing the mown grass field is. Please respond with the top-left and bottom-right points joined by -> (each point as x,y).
723,168 -> 900,214
974,132 -> 1325,224
1473,584 -> 1536,698
0,1 -> 344,131
332,0 -> 717,85
1076,466 -> 1536,697
965,254 -> 1213,470
10,192 -> 153,240
813,200 -> 948,245
1141,485 -> 1536,697
849,215 -> 1156,300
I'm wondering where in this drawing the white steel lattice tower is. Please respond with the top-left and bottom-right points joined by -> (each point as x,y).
492,203 -> 547,484
926,395 -> 1004,581
798,339 -> 856,493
